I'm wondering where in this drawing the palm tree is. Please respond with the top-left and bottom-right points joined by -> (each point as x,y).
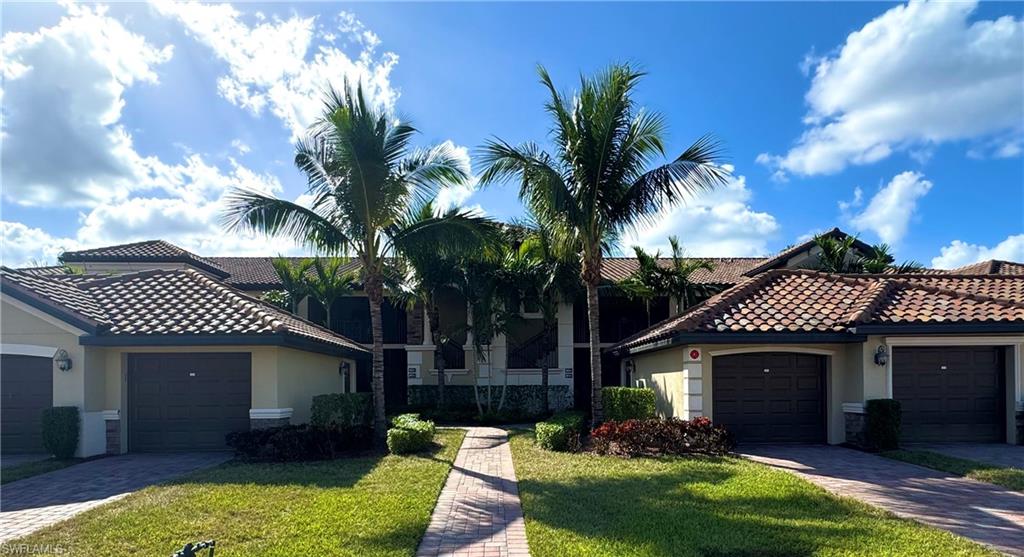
631,236 -> 716,314
271,257 -> 313,313
400,201 -> 497,409
478,64 -> 730,424
307,257 -> 359,328
813,233 -> 861,273
858,243 -> 924,274
223,82 -> 483,447
510,222 -> 581,413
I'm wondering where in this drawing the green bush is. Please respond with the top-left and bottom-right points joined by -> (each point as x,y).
407,385 -> 572,417
42,406 -> 79,459
535,411 -> 586,451
386,413 -> 436,454
865,399 -> 901,451
602,387 -> 656,422
311,393 -> 372,430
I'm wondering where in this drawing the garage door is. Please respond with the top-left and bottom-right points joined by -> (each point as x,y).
1,354 -> 53,454
713,352 -> 826,443
893,346 -> 1004,443
128,353 -> 251,452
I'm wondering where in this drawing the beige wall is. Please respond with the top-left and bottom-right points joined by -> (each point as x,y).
275,347 -> 349,423
632,349 -> 689,418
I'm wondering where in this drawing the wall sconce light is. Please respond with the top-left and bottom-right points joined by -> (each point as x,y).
54,349 -> 72,372
624,360 -> 635,377
874,345 -> 888,366
339,361 -> 351,377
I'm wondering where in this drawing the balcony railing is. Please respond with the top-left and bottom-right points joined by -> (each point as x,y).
507,328 -> 557,369
438,342 -> 466,369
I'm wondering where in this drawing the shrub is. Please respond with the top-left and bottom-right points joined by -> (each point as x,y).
407,385 -> 572,417
42,406 -> 79,459
386,414 -> 436,454
535,411 -> 586,451
590,417 -> 733,457
311,393 -> 372,430
865,399 -> 901,451
226,424 -> 369,462
602,387 -> 656,422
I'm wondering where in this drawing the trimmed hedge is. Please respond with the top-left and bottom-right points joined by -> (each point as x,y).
590,417 -> 734,457
865,399 -> 901,451
42,406 -> 79,459
602,387 -> 656,422
387,413 -> 436,454
407,385 -> 572,417
226,424 -> 370,462
311,393 -> 372,430
535,411 -> 586,452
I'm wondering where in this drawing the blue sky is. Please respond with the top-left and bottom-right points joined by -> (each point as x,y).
2,1 -> 1022,268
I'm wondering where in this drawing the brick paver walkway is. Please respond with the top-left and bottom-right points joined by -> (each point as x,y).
743,445 -> 1024,556
417,427 -> 529,557
0,453 -> 229,542
914,443 -> 1024,469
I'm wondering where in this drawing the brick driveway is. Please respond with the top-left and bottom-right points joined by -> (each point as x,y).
743,445 -> 1024,556
0,453 -> 229,542
417,427 -> 529,557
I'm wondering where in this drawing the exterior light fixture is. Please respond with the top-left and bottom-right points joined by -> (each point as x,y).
54,349 -> 72,372
874,345 -> 888,366
624,360 -> 635,379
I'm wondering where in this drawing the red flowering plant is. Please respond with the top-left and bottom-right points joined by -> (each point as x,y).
589,417 -> 734,457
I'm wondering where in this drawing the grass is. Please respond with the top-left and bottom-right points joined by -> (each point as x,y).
11,429 -> 466,557
508,430 -> 994,557
882,449 -> 1024,492
1,458 -> 81,484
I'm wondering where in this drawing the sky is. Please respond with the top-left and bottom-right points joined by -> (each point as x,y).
1,0 -> 1022,269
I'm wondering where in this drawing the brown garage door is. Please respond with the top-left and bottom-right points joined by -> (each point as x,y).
713,352 -> 826,444
893,346 -> 1005,443
1,354 -> 53,454
128,353 -> 251,452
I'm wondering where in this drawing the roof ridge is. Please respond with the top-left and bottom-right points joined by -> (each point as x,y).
76,268 -> 168,289
845,279 -> 894,324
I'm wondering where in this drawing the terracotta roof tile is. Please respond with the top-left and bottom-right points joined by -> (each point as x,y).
0,267 -> 366,355
612,270 -> 1024,352
601,257 -> 767,285
61,240 -> 229,278
951,259 -> 1024,276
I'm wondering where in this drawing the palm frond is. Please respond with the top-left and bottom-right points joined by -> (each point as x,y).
221,188 -> 351,253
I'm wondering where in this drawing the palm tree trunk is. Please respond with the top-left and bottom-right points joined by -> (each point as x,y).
541,321 -> 553,414
366,278 -> 387,449
585,278 -> 603,427
428,302 -> 445,409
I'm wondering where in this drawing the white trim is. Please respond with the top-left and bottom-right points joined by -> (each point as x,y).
249,408 -> 293,420
1,295 -> 89,335
841,402 -> 865,414
102,409 -> 120,421
884,336 -> 1024,346
428,368 -> 469,376
707,346 -> 837,357
0,343 -> 58,358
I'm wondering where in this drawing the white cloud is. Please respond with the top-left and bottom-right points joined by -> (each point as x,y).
0,222 -> 79,267
153,2 -> 399,139
845,171 -> 933,245
433,141 -> 478,213
1,2 -> 173,207
931,234 -> 1024,269
760,0 -> 1023,178
231,139 -> 251,155
627,170 -> 780,257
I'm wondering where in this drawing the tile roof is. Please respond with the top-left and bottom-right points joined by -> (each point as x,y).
61,240 -> 229,278
742,227 -> 875,277
1,268 -> 109,326
611,270 -> 1024,352
951,259 -> 1024,276
207,257 -> 362,290
0,267 -> 366,356
601,257 -> 766,285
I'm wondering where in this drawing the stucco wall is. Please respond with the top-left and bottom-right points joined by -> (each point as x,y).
275,347 -> 348,423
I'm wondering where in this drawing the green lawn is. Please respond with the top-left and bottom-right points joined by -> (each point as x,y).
882,449 -> 1024,492
1,458 -> 80,484
13,429 -> 465,557
508,431 -> 994,557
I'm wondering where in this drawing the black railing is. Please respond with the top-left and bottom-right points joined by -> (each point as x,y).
507,328 -> 557,369
439,342 -> 466,369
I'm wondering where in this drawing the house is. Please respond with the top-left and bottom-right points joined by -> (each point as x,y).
0,266 -> 366,457
3,228 -> 1021,455
610,270 -> 1024,445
